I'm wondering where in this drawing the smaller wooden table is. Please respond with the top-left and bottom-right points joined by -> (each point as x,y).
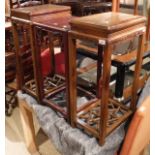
11,4 -> 71,102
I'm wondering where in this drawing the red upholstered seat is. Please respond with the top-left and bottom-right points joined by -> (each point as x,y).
41,48 -> 65,77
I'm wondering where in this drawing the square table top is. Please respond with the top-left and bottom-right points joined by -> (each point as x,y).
70,12 -> 146,34
11,4 -> 71,20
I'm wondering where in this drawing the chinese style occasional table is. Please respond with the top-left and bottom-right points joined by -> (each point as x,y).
11,4 -> 71,102
68,12 -> 146,145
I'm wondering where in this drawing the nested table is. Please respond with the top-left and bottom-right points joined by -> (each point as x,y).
11,4 -> 75,119
30,17 -> 99,120
11,4 -> 96,121
68,12 -> 146,145
11,4 -> 71,99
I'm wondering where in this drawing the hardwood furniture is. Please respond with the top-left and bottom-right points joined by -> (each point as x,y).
95,0 -> 150,101
112,0 -> 142,14
74,0 -> 149,99
5,52 -> 17,116
52,0 -> 80,16
68,12 -> 146,145
11,4 -> 97,119
11,5 -> 87,119
5,22 -> 18,116
52,0 -> 112,16
26,15 -> 98,118
31,20 -> 72,118
74,1 -> 112,16
11,4 -> 71,101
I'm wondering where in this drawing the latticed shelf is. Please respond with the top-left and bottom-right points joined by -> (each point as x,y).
77,99 -> 132,138
43,86 -> 96,117
23,74 -> 65,97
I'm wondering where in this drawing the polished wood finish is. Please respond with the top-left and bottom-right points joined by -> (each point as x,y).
29,24 -> 44,103
11,4 -> 71,22
112,0 -> 120,12
77,98 -> 132,138
5,21 -> 18,116
76,1 -> 112,16
130,34 -> 145,110
68,12 -> 146,145
99,43 -> 113,144
11,4 -> 71,96
68,34 -> 77,126
146,8 -> 150,42
134,0 -> 138,15
11,3 -> 149,146
74,1 -> 149,101
113,0 -> 139,14
70,12 -> 146,36
12,23 -> 34,90
31,24 -> 70,116
53,0 -> 112,16
11,4 -> 91,119
5,52 -> 16,82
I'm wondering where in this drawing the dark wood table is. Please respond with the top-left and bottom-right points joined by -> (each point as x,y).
53,0 -> 112,16
11,4 -> 71,99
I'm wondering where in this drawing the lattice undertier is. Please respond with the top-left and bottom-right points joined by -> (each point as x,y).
77,99 -> 132,138
43,86 -> 96,117
24,74 -> 65,97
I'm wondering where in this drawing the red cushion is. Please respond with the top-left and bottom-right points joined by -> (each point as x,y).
41,48 -> 51,77
41,48 -> 65,77
55,51 -> 65,75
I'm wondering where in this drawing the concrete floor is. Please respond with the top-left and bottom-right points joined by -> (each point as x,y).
5,107 -> 61,155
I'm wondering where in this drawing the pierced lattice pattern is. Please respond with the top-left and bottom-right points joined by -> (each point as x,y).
78,101 -> 128,131
25,74 -> 65,94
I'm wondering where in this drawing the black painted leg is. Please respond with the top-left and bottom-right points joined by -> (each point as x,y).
97,44 -> 103,97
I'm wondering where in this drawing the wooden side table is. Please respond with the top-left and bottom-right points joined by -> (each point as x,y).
30,18 -> 98,119
68,12 -> 146,145
11,4 -> 90,120
11,4 -> 71,102
11,4 -> 95,120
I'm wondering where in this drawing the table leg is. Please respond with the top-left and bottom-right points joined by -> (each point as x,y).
68,33 -> 77,127
99,43 -> 113,145
131,33 -> 145,110
30,25 -> 44,103
97,44 -> 103,97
